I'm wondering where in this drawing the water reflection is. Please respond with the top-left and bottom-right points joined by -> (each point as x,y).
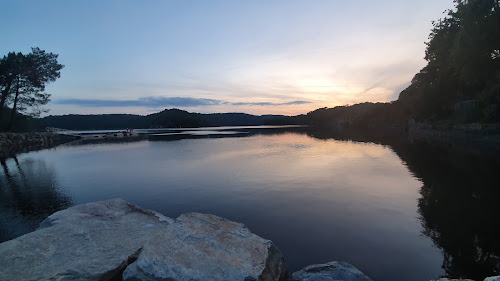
0,155 -> 72,242
0,127 -> 498,281
397,143 -> 500,280
307,128 -> 500,280
19,132 -> 437,281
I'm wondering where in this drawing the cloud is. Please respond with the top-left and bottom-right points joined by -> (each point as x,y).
232,100 -> 311,106
54,97 -> 223,107
54,97 -> 311,108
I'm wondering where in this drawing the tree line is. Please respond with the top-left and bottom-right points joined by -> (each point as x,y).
397,0 -> 499,123
37,109 -> 285,131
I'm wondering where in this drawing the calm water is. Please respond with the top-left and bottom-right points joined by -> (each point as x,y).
1,127 -> 499,281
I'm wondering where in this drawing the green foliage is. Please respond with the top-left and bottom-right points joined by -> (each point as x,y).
399,0 -> 500,122
0,48 -> 64,130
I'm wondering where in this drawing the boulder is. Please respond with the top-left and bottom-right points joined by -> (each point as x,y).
292,261 -> 372,281
484,277 -> 500,281
123,212 -> 289,281
0,198 -> 172,281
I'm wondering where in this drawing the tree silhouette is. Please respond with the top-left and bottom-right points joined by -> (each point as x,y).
0,52 -> 23,119
0,48 -> 64,130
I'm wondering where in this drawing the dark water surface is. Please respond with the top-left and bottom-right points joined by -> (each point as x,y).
1,127 -> 499,281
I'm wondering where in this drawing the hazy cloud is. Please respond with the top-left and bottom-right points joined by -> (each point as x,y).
54,97 -> 311,108
232,100 -> 311,106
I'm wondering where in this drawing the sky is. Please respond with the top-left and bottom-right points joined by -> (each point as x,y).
0,0 -> 454,116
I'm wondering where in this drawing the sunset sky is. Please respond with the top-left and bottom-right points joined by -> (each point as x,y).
1,0 -> 453,116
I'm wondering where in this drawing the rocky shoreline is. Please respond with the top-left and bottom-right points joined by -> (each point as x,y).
408,122 -> 500,155
0,199 -> 497,281
0,132 -> 79,159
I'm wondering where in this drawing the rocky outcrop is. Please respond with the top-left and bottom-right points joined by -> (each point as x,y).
292,261 -> 372,281
0,199 -> 289,281
0,132 -> 78,158
0,132 -> 76,148
123,212 -> 288,281
0,199 -> 172,281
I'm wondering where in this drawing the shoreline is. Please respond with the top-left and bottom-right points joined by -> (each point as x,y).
408,123 -> 500,156
0,132 -> 79,159
2,125 -> 500,160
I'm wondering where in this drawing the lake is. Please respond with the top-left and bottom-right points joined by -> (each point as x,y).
1,126 -> 498,281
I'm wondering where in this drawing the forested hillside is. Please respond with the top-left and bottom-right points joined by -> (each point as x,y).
39,109 -> 287,130
396,0 -> 499,123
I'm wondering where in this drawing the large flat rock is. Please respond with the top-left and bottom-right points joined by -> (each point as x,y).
292,261 -> 372,281
2,199 -> 382,281
123,212 -> 289,281
0,198 -> 172,281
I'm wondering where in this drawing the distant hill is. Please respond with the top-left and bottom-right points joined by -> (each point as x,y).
39,109 -> 290,130
201,113 -> 284,127
265,102 -> 402,129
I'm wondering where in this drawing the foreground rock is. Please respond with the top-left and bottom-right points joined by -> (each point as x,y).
123,212 -> 289,281
0,199 -> 289,281
292,261 -> 372,281
0,199 -> 172,281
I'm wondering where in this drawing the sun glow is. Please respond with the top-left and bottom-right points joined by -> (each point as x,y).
296,77 -> 364,98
